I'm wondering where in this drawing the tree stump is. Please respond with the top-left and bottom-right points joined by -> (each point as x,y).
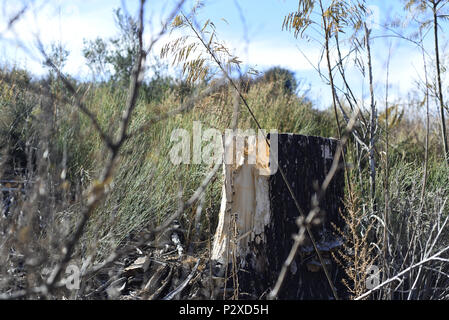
211,133 -> 347,300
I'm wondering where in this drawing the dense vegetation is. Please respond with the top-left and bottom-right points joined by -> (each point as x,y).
0,0 -> 448,300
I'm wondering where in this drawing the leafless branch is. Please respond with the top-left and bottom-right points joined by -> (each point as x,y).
268,107 -> 360,300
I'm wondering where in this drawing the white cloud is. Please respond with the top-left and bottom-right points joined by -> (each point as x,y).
0,0 -> 194,78
239,40 -> 319,72
0,0 -> 434,112
0,0 -> 131,77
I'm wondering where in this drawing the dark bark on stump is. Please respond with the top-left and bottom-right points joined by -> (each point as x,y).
240,134 -> 346,299
274,134 -> 346,299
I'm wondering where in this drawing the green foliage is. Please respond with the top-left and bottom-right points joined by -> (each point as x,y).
161,13 -> 242,84
0,68 -> 37,173
46,42 -> 70,72
3,1 -> 449,300
255,67 -> 298,95
82,8 -> 140,84
283,0 -> 366,39
1,57 -> 448,265
108,8 -> 140,83
31,67 -> 332,256
82,38 -> 109,79
140,58 -> 180,103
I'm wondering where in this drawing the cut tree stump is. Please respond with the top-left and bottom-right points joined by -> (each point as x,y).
211,133 -> 347,300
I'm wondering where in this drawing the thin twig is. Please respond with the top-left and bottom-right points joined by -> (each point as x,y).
185,12 -> 340,300
269,108 -> 360,300
356,245 -> 449,300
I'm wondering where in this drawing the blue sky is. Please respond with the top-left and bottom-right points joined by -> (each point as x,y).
0,0 -> 447,110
